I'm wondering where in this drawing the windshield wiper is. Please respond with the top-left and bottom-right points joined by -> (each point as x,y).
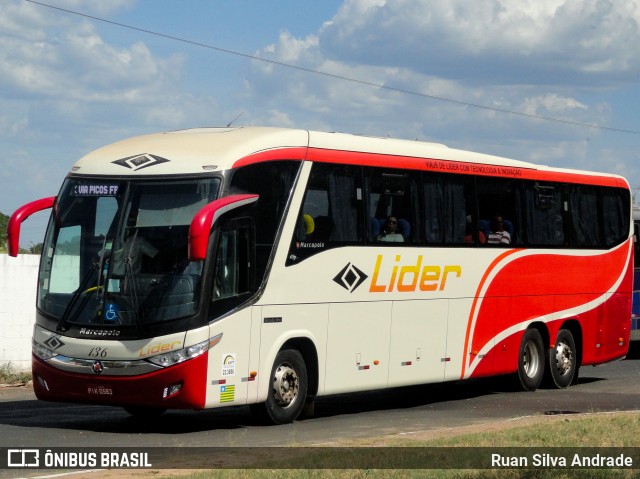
95,235 -> 108,293
56,235 -> 112,332
121,230 -> 144,333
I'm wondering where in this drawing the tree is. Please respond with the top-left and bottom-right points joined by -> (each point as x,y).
0,212 -> 43,255
29,243 -> 43,254
0,211 -> 8,253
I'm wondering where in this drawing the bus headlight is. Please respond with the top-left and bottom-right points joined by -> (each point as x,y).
145,334 -> 222,368
32,340 -> 58,361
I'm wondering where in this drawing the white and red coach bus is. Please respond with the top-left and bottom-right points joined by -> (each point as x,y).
8,127 -> 633,424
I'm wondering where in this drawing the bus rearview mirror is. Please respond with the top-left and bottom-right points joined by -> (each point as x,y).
188,194 -> 259,261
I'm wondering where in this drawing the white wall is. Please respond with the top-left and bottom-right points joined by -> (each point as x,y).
0,254 -> 39,370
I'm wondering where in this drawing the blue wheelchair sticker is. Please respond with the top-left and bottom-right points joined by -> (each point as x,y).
104,303 -> 119,323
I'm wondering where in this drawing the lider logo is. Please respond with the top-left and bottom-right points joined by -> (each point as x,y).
112,153 -> 170,171
370,255 -> 462,292
43,336 -> 65,351
334,255 -> 462,294
333,263 -> 368,292
138,341 -> 181,357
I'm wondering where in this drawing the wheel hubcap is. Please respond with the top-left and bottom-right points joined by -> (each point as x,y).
523,340 -> 541,378
554,341 -> 573,376
272,364 -> 299,408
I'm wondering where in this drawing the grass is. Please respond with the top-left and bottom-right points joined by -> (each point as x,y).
156,412 -> 640,479
0,362 -> 32,385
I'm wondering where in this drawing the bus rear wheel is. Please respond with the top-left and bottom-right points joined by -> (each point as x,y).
548,329 -> 578,388
255,349 -> 308,425
517,328 -> 545,391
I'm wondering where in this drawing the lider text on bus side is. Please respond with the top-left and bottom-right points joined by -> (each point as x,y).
369,254 -> 462,293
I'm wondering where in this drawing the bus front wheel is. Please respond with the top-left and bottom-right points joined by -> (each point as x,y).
258,349 -> 308,425
517,328 -> 545,391
548,329 -> 578,388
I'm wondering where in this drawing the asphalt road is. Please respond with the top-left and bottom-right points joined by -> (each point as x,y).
1,346 -> 639,453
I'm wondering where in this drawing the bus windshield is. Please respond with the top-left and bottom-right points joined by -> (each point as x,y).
37,177 -> 220,332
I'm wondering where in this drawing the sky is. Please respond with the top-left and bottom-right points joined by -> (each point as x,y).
2,0 -> 640,247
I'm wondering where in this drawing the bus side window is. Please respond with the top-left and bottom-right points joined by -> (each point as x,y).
229,160 -> 301,282
477,177 -> 523,247
568,184 -> 599,247
288,163 -> 363,264
366,168 -> 420,244
324,164 -> 363,243
211,218 -> 255,317
524,182 -> 566,247
423,173 -> 472,245
602,188 -> 630,248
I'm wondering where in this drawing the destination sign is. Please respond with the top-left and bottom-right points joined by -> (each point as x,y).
72,183 -> 120,196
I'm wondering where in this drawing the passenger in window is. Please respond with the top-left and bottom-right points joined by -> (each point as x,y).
487,214 -> 511,245
378,216 -> 404,243
465,216 -> 486,244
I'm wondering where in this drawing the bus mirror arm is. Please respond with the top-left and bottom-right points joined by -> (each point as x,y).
7,197 -> 56,257
188,194 -> 259,261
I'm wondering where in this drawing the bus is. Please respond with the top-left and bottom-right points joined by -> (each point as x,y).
632,206 -> 640,341
7,127 -> 633,424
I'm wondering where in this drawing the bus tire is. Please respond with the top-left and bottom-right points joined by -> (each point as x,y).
262,349 -> 308,425
548,329 -> 577,389
517,328 -> 545,391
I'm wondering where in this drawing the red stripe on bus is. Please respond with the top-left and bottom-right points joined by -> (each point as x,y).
307,148 -> 626,187
461,249 -> 520,379
234,145 -> 626,188
233,147 -> 308,167
462,240 -> 633,379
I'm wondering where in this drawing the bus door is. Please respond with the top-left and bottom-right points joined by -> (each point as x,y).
206,215 -> 257,407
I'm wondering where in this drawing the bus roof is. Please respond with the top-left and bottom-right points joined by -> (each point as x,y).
70,126 -> 628,187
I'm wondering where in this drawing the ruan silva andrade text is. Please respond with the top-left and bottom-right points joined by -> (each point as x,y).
491,453 -> 634,468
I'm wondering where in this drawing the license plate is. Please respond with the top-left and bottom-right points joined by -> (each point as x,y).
86,384 -> 114,396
